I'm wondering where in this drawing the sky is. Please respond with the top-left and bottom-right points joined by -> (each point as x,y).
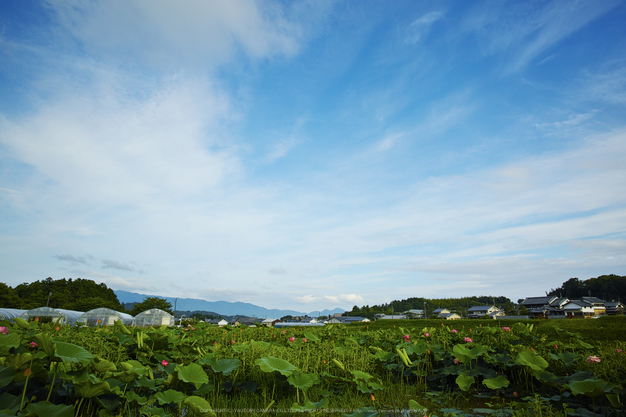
1,0 -> 626,312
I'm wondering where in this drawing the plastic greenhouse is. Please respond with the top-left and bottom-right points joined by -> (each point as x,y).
18,307 -> 83,325
77,308 -> 135,326
134,308 -> 174,327
0,308 -> 27,322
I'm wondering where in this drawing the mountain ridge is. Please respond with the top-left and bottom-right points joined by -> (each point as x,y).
114,290 -> 345,318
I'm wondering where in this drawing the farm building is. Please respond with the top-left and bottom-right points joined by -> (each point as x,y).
18,307 -> 83,325
78,308 -> 134,326
134,308 -> 174,327
0,308 -> 27,322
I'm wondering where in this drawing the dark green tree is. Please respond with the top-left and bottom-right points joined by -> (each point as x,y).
0,283 -> 22,308
131,297 -> 173,316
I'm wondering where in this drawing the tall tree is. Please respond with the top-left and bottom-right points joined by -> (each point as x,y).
0,283 -> 22,308
131,297 -> 173,316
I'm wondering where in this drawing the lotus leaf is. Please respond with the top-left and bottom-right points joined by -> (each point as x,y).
25,401 -> 74,417
291,397 -> 329,411
482,375 -> 510,390
184,395 -> 216,417
516,350 -> 549,371
13,318 -> 30,330
350,370 -> 373,381
569,379 -> 616,398
125,390 -> 149,405
408,399 -> 427,412
256,356 -> 298,376
288,372 -> 320,391
75,380 -> 111,398
0,334 -> 20,354
456,374 -> 475,391
177,363 -> 209,389
94,359 -> 117,372
0,366 -> 15,389
549,351 -> 579,367
453,343 -> 486,363
0,392 -> 19,413
31,333 -> 55,358
208,358 -> 241,376
154,389 -> 187,405
54,342 -> 94,366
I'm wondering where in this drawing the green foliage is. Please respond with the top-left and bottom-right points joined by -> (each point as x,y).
0,283 -> 22,308
9,277 -> 123,311
0,316 -> 624,416
549,274 -> 626,301
131,297 -> 174,315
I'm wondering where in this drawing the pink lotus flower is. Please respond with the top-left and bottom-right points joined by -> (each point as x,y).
454,358 -> 460,365
231,340 -> 235,344
29,342 -> 38,348
618,349 -> 622,353
464,337 -> 473,343
302,338 -> 307,342
289,337 -> 295,342
403,335 -> 410,341
451,329 -> 458,333
0,327 -> 8,335
502,327 -> 511,332
282,330 -> 286,334
161,360 -> 169,366
587,355 -> 601,363
424,333 -> 430,337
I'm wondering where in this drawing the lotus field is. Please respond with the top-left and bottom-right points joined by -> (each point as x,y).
1,317 -> 625,416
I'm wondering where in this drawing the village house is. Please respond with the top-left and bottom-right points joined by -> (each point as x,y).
605,301 -> 625,315
403,309 -> 425,319
431,308 -> 451,317
327,316 -> 370,324
377,314 -> 407,320
439,312 -> 462,320
467,305 -> 503,319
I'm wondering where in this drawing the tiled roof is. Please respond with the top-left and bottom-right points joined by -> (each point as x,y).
522,296 -> 557,306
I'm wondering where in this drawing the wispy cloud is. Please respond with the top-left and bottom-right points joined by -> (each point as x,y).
405,10 -> 446,44
101,259 -> 142,273
462,0 -> 619,74
54,254 -> 90,265
45,0 -> 302,70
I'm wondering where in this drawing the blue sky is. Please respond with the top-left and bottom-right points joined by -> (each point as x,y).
1,0 -> 626,312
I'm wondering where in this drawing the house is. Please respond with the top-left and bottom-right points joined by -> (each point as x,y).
403,309 -> 425,319
562,300 -> 596,318
326,316 -> 370,324
206,318 -> 229,326
549,297 -> 570,309
262,318 -> 281,326
521,296 -> 558,310
432,308 -> 451,317
605,301 -> 625,315
377,314 -> 407,320
528,306 -> 565,319
581,297 -> 606,316
439,312 -> 461,320
467,305 -> 502,319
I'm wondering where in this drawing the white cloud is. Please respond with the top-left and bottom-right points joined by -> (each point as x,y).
0,75 -> 239,209
461,0 -> 619,73
45,0 -> 301,69
405,11 -> 446,44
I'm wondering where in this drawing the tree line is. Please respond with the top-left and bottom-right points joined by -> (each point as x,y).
547,274 -> 626,301
0,277 -> 173,316
347,274 -> 626,319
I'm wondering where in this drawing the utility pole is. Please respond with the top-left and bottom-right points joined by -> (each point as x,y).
424,301 -> 427,319
46,292 -> 52,307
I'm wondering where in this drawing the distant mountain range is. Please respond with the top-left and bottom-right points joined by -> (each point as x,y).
114,290 -> 344,318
